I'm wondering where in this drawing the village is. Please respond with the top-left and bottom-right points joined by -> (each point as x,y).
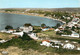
0,13 -> 80,52
0,9 -> 80,55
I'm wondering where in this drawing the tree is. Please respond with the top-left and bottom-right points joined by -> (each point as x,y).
41,23 -> 46,27
56,31 -> 63,35
55,23 -> 61,28
71,26 -> 75,31
65,26 -> 70,30
61,16 -> 64,19
5,25 -> 13,30
24,23 -> 32,27
21,32 -> 32,41
63,29 -> 72,35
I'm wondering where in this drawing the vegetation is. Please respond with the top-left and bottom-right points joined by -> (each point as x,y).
71,26 -> 80,33
0,36 -> 80,55
33,26 -> 42,33
0,31 -> 80,54
24,23 -> 32,27
63,29 -> 72,35
71,26 -> 75,31
56,31 -> 63,35
38,30 -> 80,43
0,32 -> 14,40
0,33 -> 39,50
1,9 -> 80,54
5,9 -> 18,12
20,32 -> 33,41
5,25 -> 13,30
41,23 -> 46,27
28,10 -> 72,23
54,23 -> 61,28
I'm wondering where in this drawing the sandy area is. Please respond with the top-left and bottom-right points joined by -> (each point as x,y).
0,46 -> 48,55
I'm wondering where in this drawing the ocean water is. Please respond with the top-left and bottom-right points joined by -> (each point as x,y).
0,13 -> 63,30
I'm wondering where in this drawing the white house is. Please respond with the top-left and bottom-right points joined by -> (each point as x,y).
65,40 -> 69,43
71,31 -> 79,38
61,31 -> 79,38
52,46 -> 60,48
55,29 -> 60,31
28,33 -> 38,40
19,26 -> 33,33
77,47 -> 80,50
0,29 -> 16,33
40,40 -> 52,47
0,40 -> 6,43
50,40 -> 62,45
12,31 -> 24,37
41,27 -> 49,31
63,43 -> 75,49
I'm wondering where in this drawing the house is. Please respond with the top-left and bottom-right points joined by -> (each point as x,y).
71,31 -> 79,38
67,17 -> 70,20
55,29 -> 60,31
50,40 -> 61,45
63,43 -> 75,49
40,40 -> 52,47
52,46 -> 59,48
19,26 -> 33,33
0,29 -> 16,33
12,31 -> 24,37
55,25 -> 65,32
61,31 -> 79,38
77,47 -> 80,50
41,27 -> 54,31
0,39 -> 6,43
65,40 -> 69,43
28,33 -> 38,40
67,17 -> 80,27
42,28 -> 49,31
72,17 -> 79,24
2,51 -> 8,55
49,28 -> 54,31
41,27 -> 49,31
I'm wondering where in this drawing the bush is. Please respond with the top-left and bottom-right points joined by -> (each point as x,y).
5,25 -> 13,30
56,31 -> 63,35
24,23 -> 32,27
63,29 -> 72,35
41,23 -> 46,27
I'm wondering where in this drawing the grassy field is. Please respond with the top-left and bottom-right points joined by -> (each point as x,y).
38,30 -> 80,43
0,37 -> 80,55
0,32 -> 15,40
0,26 -> 80,55
0,31 -> 80,55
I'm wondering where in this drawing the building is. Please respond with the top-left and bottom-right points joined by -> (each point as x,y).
63,43 -> 75,49
40,40 -> 52,47
71,31 -> 79,38
28,33 -> 38,40
19,26 -> 33,33
41,27 -> 49,31
0,29 -> 16,33
0,39 -> 6,43
77,47 -> 80,50
12,31 -> 24,37
55,29 -> 60,31
62,31 -> 79,38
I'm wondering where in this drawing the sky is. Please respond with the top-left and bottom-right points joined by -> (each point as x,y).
0,0 -> 80,8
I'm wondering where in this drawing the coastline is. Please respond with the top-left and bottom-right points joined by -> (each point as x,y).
0,12 -> 66,24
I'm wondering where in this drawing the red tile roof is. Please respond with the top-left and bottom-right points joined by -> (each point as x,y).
42,40 -> 50,43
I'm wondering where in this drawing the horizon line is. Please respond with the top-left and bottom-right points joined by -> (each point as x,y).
0,7 -> 80,9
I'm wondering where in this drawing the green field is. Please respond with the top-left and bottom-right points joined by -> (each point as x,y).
38,30 -> 80,43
